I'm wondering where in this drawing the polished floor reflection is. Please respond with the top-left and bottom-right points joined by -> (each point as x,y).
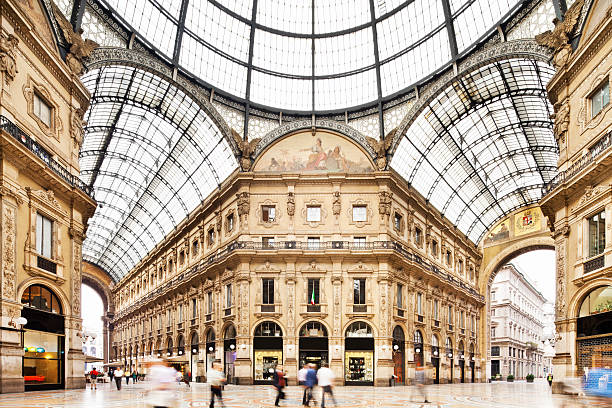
0,380 -> 608,407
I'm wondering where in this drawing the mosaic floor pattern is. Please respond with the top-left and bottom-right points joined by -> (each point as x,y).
0,380 -> 607,408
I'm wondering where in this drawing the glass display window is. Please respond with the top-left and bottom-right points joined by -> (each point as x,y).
23,330 -> 63,385
254,350 -> 283,381
344,351 -> 373,383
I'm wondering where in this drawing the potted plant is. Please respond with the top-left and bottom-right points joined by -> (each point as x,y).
507,374 -> 514,382
526,374 -> 534,383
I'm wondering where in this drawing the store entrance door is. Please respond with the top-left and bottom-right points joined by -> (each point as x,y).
432,357 -> 440,384
470,361 -> 475,383
459,359 -> 465,383
344,322 -> 374,386
299,322 -> 329,370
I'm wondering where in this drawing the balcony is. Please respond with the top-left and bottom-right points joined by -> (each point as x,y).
255,303 -> 281,318
347,303 -> 374,318
190,318 -> 197,326
307,304 -> 321,313
584,255 -> 604,273
261,305 -> 275,313
448,324 -> 454,332
37,255 -> 57,274
177,322 -> 183,330
416,314 -> 424,324
0,115 -> 93,198
224,307 -> 232,316
299,303 -> 328,318
434,320 -> 440,328
395,307 -> 406,318
353,304 -> 367,313
206,313 -> 213,322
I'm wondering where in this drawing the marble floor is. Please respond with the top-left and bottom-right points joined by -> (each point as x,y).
0,380 -> 608,407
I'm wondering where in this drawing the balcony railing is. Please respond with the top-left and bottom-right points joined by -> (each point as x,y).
224,307 -> 232,316
352,304 -> 367,313
261,304 -> 275,313
37,255 -> 57,274
206,313 -> 213,322
0,115 -> 94,198
584,255 -> 604,273
416,314 -> 424,323
307,304 -> 321,313
543,130 -> 612,195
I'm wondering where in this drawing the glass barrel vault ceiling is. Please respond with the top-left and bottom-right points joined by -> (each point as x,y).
391,58 -> 557,243
80,65 -> 238,280
98,0 -> 523,112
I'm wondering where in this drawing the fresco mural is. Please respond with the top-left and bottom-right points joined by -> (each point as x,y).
484,219 -> 510,245
254,131 -> 374,173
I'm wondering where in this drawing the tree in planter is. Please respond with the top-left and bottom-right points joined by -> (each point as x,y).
507,374 -> 514,382
526,374 -> 535,383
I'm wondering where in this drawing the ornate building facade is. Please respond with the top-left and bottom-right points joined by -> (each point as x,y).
0,0 -> 96,393
490,263 -> 548,379
538,0 -> 612,389
110,129 -> 484,386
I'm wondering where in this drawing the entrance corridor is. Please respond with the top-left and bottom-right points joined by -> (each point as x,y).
0,380 -> 607,407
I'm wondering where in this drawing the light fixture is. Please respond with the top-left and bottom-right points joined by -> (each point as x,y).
192,348 -> 197,353
448,353 -> 453,358
393,344 -> 399,351
157,353 -> 161,357
178,350 -> 183,355
415,348 -> 421,353
167,352 -> 171,356
208,346 -> 213,352
9,316 -> 28,328
433,351 -> 438,356
471,356 -> 475,361
229,344 -> 235,350
460,354 -> 464,359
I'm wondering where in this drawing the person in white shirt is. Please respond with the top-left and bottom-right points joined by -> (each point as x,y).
316,363 -> 336,408
113,368 -> 124,390
298,364 -> 309,405
207,362 -> 226,408
146,359 -> 178,408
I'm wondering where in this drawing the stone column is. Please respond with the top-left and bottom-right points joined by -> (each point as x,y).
552,225 -> 571,393
234,263 -> 251,384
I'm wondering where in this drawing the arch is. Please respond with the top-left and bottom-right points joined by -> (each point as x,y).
345,321 -> 374,337
223,324 -> 237,340
445,337 -> 453,351
17,278 -> 70,317
20,284 -> 63,314
252,319 -> 286,337
189,331 -> 199,346
177,334 -> 185,348
254,321 -> 283,337
392,325 -> 405,342
343,319 -> 377,338
569,278 -> 612,318
432,334 -> 440,348
299,321 -> 329,337
413,329 -> 423,345
166,337 -> 173,350
82,269 -> 114,313
205,328 -> 216,343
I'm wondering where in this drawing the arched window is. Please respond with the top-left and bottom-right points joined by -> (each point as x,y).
345,321 -> 373,337
578,286 -> 612,317
432,335 -> 439,348
206,329 -> 216,343
21,284 -> 62,314
224,325 -> 236,339
392,326 -> 405,342
446,337 -> 453,357
414,330 -> 423,345
254,321 -> 283,337
166,337 -> 173,356
299,321 -> 328,337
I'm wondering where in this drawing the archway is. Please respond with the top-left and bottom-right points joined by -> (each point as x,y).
205,329 -> 216,378
344,321 -> 374,386
223,325 -> 236,382
81,284 -> 104,373
445,337 -> 454,383
189,332 -> 199,381
299,321 -> 329,370
458,340 -> 465,383
253,321 -> 283,384
431,334 -> 440,384
414,330 -> 424,368
574,285 -> 612,375
392,326 -> 405,385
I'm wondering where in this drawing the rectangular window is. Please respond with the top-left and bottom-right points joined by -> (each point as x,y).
393,213 -> 402,230
353,279 -> 366,304
179,251 -> 185,265
207,292 -> 213,314
353,236 -> 367,248
192,240 -> 199,256
226,284 -> 232,308
396,284 -> 403,309
460,310 -> 465,328
431,240 -> 438,256
227,213 -> 234,232
458,259 -> 463,274
262,278 -> 274,304
591,81 -> 610,117
588,210 -> 606,257
179,304 -> 183,322
491,291 -> 496,301
307,206 -> 321,222
448,305 -> 453,324
307,278 -> 320,304
434,300 -> 439,320
192,298 -> 197,319
208,229 -> 215,246
414,227 -> 422,245
491,346 -> 500,356
416,293 -> 423,315
446,250 -> 452,265
262,236 -> 275,249
352,205 -> 367,222
491,308 -> 496,316
307,237 -> 320,250
492,327 -> 496,338
36,213 -> 53,258
33,93 -> 52,127
262,205 -> 276,222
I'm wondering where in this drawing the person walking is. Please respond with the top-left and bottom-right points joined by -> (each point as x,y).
109,369 -> 114,387
125,370 -> 131,385
146,359 -> 178,408
207,362 -> 226,408
298,364 -> 309,406
89,367 -> 100,390
414,366 -> 429,404
272,365 -> 286,407
547,372 -> 554,387
317,363 -> 336,408
183,370 -> 191,388
132,371 -> 137,384
114,368 -> 124,390
303,364 -> 317,407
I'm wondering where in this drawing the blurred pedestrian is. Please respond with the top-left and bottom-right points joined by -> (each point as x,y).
304,363 -> 318,407
109,369 -> 114,386
272,364 -> 286,407
414,366 -> 429,404
146,359 -> 178,408
547,372 -> 553,387
298,363 -> 308,405
208,362 -> 226,408
132,370 -> 138,384
317,363 -> 336,408
126,370 -> 131,385
89,367 -> 100,390
183,370 -> 191,388
114,368 -> 124,390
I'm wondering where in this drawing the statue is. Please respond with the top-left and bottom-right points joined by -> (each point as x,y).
231,128 -> 261,171
535,0 -> 584,70
551,100 -> 570,143
0,33 -> 19,83
366,127 -> 396,170
286,192 -> 295,217
70,107 -> 87,149
54,4 -> 98,75
332,191 -> 341,216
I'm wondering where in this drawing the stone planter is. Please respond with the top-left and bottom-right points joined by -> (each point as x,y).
507,378 -> 514,382
526,378 -> 534,383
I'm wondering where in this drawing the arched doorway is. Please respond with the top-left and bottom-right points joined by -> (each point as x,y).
469,343 -> 475,383
458,340 -> 465,383
223,325 -> 236,383
431,335 -> 440,384
344,321 -> 374,385
166,337 -> 173,358
253,321 -> 283,384
190,332 -> 199,381
414,330 -> 424,368
392,326 -> 405,384
445,337 -> 453,383
299,321 -> 329,369
155,339 -> 162,358
205,329 -> 216,378
21,284 -> 65,391
576,285 -> 612,375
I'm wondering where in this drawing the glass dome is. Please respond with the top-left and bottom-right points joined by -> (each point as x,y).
98,0 -> 523,112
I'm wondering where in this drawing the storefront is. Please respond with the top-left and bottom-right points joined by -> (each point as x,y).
392,326 -> 405,384
576,286 -> 612,375
223,325 -> 236,383
299,322 -> 328,369
253,321 -> 283,384
414,330 -> 424,368
20,284 -> 65,391
431,335 -> 440,384
190,333 -> 199,381
205,329 -> 216,378
344,321 -> 374,385
458,341 -> 465,383
469,344 -> 475,383
445,337 -> 454,383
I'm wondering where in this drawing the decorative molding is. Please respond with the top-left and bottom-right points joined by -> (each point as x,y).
346,198 -> 372,228
2,204 -> 17,300
255,199 -> 281,228
22,75 -> 63,140
0,33 -> 19,83
571,184 -> 611,214
70,106 -> 87,150
300,199 -> 328,228
286,192 -> 295,217
577,70 -> 612,133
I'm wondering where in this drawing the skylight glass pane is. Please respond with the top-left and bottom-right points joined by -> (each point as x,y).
252,30 -> 311,76
256,0 -> 312,34
314,28 -> 375,76
314,69 -> 378,111
314,0 -> 370,34
250,71 -> 311,111
215,0 -> 253,17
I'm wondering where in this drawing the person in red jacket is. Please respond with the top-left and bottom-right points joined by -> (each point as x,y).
89,367 -> 100,390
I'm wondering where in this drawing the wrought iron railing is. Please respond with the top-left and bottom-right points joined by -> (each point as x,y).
37,255 -> 57,274
584,255 -> 604,273
543,130 -> 612,195
0,115 -> 94,198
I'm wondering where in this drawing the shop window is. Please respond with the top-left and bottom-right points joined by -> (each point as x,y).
353,236 -> 366,248
353,279 -> 366,305
262,279 -> 274,305
23,331 -> 63,386
591,81 -> 610,117
262,205 -> 276,222
578,285 -> 612,317
393,212 -> 402,231
352,205 -> 367,222
36,213 -> 53,259
307,205 -> 321,222
307,237 -> 320,250
21,284 -> 62,314
307,278 -> 320,306
588,210 -> 605,258
33,93 -> 52,128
